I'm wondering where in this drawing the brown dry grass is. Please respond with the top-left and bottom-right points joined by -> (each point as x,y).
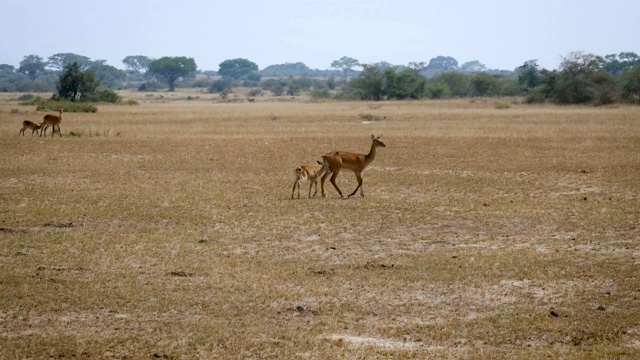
1,91 -> 639,359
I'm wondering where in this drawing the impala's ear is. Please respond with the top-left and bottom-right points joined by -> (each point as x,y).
371,134 -> 375,140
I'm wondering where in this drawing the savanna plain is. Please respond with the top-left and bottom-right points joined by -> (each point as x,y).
0,91 -> 639,359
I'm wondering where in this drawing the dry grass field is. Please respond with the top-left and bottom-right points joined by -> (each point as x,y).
1,90 -> 639,359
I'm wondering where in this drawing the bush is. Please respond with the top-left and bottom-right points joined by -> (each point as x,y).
310,89 -> 332,99
425,82 -> 451,99
92,89 -> 121,103
20,96 -> 97,113
247,88 -> 262,97
208,78 -> 234,93
525,86 -> 550,104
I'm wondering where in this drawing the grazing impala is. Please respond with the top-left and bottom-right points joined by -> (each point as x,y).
19,120 -> 43,136
40,109 -> 63,137
292,159 -> 332,199
321,134 -> 386,198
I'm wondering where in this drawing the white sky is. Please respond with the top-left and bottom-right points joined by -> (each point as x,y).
1,0 -> 638,71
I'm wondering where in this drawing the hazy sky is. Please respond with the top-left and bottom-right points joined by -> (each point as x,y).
2,0 -> 638,72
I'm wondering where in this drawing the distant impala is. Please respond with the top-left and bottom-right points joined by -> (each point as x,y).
321,134 -> 386,198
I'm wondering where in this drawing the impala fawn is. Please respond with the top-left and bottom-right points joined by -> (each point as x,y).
292,159 -> 332,199
19,120 -> 43,136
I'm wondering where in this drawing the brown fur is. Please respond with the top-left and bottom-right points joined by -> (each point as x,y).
41,109 -> 63,137
19,120 -> 43,136
321,134 -> 386,198
292,160 -> 331,199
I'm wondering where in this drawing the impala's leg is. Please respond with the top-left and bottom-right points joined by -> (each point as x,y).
348,171 -> 364,198
40,125 -> 47,137
20,127 -> 25,136
320,172 -> 329,198
292,178 -> 300,199
311,179 -> 319,197
308,179 -> 315,198
328,167 -> 344,198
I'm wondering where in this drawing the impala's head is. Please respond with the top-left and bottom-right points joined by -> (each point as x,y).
317,158 -> 332,176
59,109 -> 64,114
371,134 -> 386,148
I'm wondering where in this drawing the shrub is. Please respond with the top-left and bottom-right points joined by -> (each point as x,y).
208,78 -> 234,93
92,89 -> 121,103
358,113 -> 381,121
310,89 -> 332,99
247,88 -> 262,97
20,97 -> 97,113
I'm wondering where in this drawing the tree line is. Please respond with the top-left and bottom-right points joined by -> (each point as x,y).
2,51 -> 639,105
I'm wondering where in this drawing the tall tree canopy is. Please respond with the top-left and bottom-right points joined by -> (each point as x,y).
18,54 -> 47,81
122,55 -> 152,73
218,58 -> 259,80
56,61 -> 99,102
425,56 -> 459,74
147,56 -> 197,91
516,60 -> 542,91
331,56 -> 360,79
48,53 -> 93,72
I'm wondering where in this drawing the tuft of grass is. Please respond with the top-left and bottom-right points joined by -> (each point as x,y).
494,101 -> 511,109
359,112 -> 382,121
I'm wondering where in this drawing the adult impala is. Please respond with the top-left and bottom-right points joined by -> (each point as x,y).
321,134 -> 386,198
292,159 -> 332,199
40,109 -> 63,137
19,120 -> 43,136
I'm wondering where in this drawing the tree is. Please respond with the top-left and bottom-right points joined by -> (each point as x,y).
460,60 -> 487,73
350,65 -> 385,100
375,61 -> 397,70
408,61 -> 426,72
18,55 -> 47,81
89,64 -> 127,89
620,65 -> 640,103
516,60 -> 541,92
56,62 -> 100,101
122,55 -> 152,73
331,56 -> 360,79
600,52 -> 640,76
262,78 -> 287,96
48,53 -> 93,72
433,72 -> 470,97
555,51 -> 602,104
0,64 -> 15,74
218,58 -> 259,80
208,78 -> 234,93
424,56 -> 459,77
384,68 -> 427,99
147,56 -> 197,91
469,72 -> 499,96
261,62 -> 316,77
